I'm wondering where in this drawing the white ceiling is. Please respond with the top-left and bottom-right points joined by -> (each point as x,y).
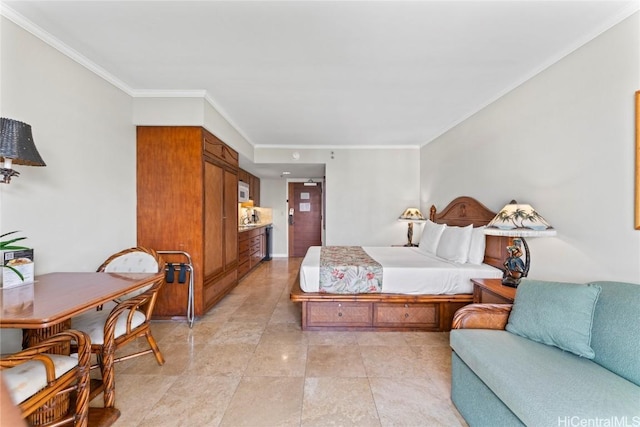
2,1 -> 638,178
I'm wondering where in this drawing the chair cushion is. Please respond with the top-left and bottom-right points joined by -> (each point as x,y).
505,279 -> 601,358
72,308 -> 146,345
1,354 -> 78,404
103,252 -> 159,302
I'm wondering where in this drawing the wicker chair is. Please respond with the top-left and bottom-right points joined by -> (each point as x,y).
0,329 -> 91,427
70,247 -> 165,407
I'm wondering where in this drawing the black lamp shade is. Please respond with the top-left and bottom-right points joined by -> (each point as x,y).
0,118 -> 46,166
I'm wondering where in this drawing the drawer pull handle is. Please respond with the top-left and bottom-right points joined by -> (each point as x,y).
404,304 -> 409,308
405,313 -> 409,318
338,303 -> 342,307
338,312 -> 343,317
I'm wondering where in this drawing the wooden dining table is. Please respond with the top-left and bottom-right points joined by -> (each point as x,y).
0,271 -> 164,426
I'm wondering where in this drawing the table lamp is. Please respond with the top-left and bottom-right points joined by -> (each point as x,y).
0,118 -> 46,184
398,208 -> 426,247
484,200 -> 556,287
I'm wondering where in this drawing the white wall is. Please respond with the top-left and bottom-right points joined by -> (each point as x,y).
325,148 -> 421,246
0,17 -> 136,273
256,147 -> 422,249
421,12 -> 640,284
259,178 -> 288,257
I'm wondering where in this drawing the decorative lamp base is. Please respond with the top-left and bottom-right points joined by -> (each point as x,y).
406,222 -> 414,246
502,275 -> 521,288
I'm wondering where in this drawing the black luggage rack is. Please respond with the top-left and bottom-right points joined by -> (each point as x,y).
158,250 -> 195,328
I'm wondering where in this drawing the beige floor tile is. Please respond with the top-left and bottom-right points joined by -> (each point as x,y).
360,345 -> 429,378
220,376 -> 304,426
259,322 -> 308,346
369,377 -> 465,427
185,343 -> 256,376
412,345 -> 454,395
244,343 -> 308,377
356,331 -> 409,347
301,377 -> 381,427
111,374 -> 178,426
268,301 -> 301,324
156,321 -> 225,346
137,375 -> 241,427
305,330 -> 359,346
402,331 -> 450,347
306,345 -> 367,378
121,342 -> 203,376
208,321 -> 265,345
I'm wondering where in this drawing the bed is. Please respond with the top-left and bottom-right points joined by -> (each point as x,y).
289,196 -> 510,332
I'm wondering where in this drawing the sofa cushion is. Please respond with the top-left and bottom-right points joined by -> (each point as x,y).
588,281 -> 640,386
505,279 -> 601,358
450,329 -> 640,426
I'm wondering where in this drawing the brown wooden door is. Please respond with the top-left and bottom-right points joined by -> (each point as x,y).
288,182 -> 322,257
223,167 -> 238,269
204,161 -> 223,279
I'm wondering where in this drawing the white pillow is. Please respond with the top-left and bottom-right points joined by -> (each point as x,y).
436,224 -> 473,263
418,220 -> 446,255
467,226 -> 486,265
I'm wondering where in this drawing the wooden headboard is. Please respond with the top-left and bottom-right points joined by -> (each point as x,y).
429,196 -> 509,272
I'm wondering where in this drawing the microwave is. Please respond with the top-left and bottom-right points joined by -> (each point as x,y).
238,181 -> 250,202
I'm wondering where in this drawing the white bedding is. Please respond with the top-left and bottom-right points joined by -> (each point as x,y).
300,246 -> 503,295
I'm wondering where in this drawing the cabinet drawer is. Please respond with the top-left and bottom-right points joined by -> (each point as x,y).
239,239 -> 250,252
204,269 -> 238,309
305,302 -> 372,327
250,241 -> 261,254
250,235 -> 261,246
250,251 -> 263,267
373,303 -> 439,328
238,260 -> 250,278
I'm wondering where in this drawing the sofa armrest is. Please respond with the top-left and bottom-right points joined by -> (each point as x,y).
452,304 -> 513,330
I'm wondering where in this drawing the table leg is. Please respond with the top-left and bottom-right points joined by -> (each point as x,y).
101,327 -> 117,408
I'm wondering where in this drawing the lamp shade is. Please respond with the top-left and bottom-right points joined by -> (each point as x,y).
0,118 -> 46,166
484,201 -> 556,237
398,208 -> 426,222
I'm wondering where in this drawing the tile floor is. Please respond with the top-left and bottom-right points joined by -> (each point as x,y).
99,258 -> 467,426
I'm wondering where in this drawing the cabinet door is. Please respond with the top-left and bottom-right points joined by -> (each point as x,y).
251,175 -> 260,206
204,161 -> 224,278
223,168 -> 238,269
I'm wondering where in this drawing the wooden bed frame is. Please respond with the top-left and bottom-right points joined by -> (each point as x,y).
290,196 -> 510,332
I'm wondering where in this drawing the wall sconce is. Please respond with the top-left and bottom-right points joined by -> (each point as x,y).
484,200 -> 556,287
398,207 -> 426,247
0,118 -> 46,184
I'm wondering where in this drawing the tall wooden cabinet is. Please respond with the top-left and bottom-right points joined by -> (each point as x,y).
137,126 -> 239,319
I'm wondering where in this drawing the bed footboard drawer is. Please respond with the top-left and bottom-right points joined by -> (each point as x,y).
373,303 -> 439,329
305,302 -> 373,327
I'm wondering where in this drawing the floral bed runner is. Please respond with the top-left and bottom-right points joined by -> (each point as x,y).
319,246 -> 383,293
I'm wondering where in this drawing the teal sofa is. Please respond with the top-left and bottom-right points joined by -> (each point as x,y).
450,280 -> 640,427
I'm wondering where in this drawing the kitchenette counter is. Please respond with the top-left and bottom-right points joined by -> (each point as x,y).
238,223 -> 271,232
238,223 -> 272,279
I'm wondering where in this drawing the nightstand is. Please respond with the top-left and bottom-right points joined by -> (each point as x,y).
471,278 -> 517,304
